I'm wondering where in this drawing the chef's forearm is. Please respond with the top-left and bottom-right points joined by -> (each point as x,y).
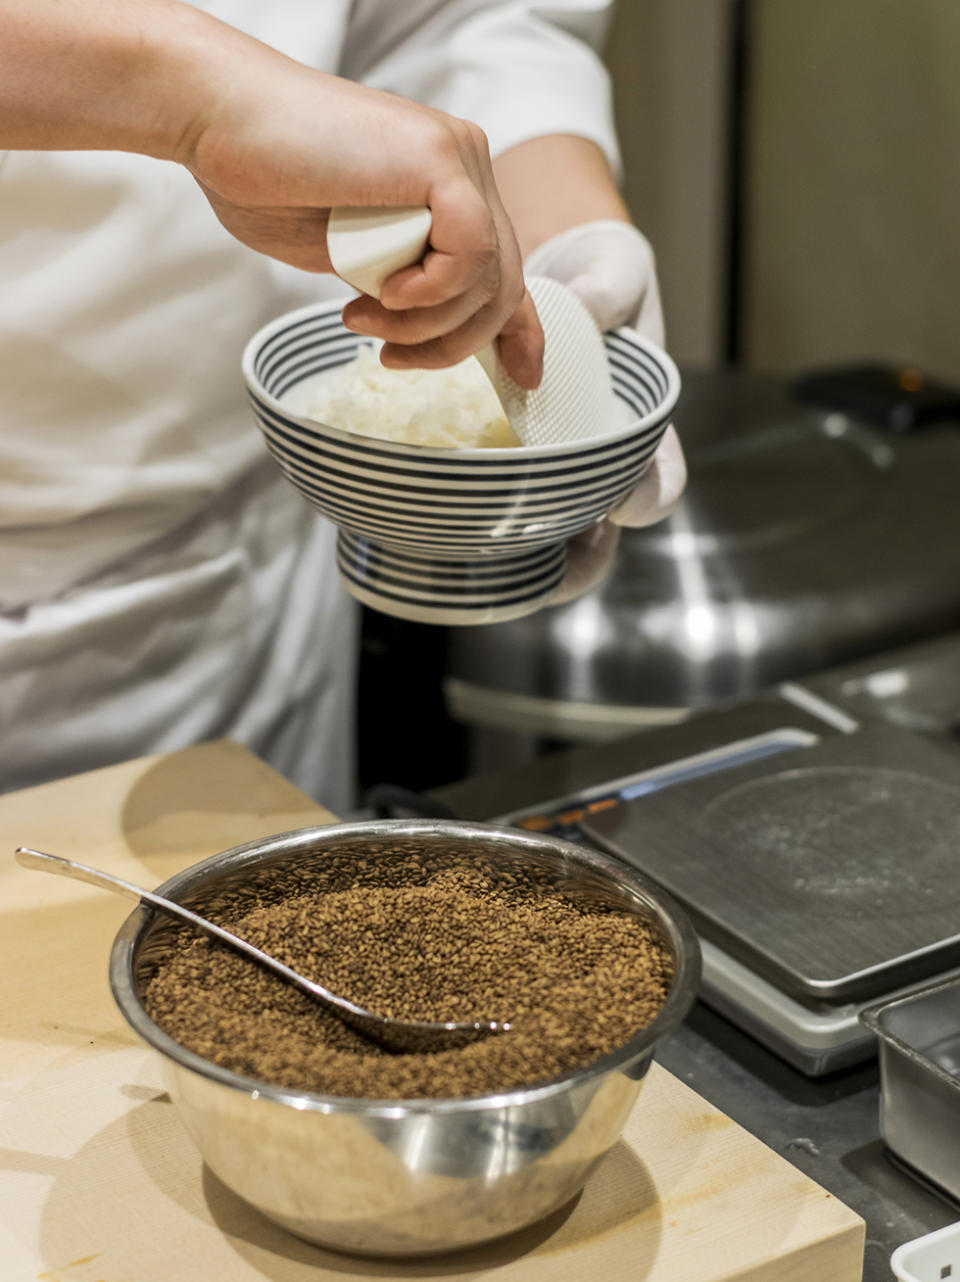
492,134 -> 630,259
0,0 -> 231,162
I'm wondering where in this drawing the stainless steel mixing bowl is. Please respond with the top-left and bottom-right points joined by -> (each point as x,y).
109,820 -> 700,1256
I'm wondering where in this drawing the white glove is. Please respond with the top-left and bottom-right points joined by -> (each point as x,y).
525,220 -> 687,604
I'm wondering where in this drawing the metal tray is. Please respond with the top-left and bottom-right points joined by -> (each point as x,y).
862,975 -> 960,1202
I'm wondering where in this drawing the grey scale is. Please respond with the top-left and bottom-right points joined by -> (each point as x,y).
581,723 -> 960,1006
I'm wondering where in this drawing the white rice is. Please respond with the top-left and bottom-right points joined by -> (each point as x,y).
306,346 -> 519,449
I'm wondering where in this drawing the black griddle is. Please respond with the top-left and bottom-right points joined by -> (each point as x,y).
581,724 -> 960,1006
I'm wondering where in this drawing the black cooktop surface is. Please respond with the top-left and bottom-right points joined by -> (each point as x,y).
581,724 -> 960,1005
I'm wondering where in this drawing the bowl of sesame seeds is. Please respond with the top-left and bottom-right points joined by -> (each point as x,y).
110,819 -> 700,1256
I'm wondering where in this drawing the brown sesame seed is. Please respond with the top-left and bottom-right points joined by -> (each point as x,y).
144,848 -> 673,1100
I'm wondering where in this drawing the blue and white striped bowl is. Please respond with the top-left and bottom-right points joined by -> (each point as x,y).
243,301 -> 680,625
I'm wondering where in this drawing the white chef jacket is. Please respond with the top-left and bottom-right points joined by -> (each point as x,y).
0,0 -> 618,812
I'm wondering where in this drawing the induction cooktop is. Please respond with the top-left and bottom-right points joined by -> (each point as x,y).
494,718 -> 960,1075
581,724 -> 960,1007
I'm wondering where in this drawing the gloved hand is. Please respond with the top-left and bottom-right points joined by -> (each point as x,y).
524,220 -> 687,604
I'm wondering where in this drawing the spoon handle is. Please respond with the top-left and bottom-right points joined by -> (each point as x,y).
13,846 -> 367,1017
15,846 -> 507,1053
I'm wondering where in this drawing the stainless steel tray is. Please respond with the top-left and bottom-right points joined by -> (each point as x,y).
862,975 -> 960,1202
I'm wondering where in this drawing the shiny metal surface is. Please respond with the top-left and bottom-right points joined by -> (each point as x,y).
16,847 -> 504,1055
109,820 -> 700,1256
861,976 -> 960,1202
447,370 -> 960,730
804,631 -> 960,739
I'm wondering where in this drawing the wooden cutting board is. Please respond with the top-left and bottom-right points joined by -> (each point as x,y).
0,741 -> 865,1282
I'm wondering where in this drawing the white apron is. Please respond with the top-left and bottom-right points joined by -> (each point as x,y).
0,5 -> 360,808
0,0 -> 617,810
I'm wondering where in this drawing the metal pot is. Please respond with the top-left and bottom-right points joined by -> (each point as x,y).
445,369 -> 960,745
109,820 -> 699,1256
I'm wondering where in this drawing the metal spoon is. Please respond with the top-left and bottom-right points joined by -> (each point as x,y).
15,847 -> 510,1054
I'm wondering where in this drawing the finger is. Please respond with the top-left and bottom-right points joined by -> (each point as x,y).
378,330 -> 491,373
633,270 -> 666,347
494,290 -> 544,389
342,286 -> 497,347
550,521 -> 621,606
608,426 -> 687,528
378,286 -> 541,378
565,269 -> 638,333
379,247 -> 494,312
380,176 -> 499,310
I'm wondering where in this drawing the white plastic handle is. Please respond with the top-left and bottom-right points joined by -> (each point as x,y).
327,206 -> 432,300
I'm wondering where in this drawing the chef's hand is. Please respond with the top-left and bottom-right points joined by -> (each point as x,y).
185,33 -> 542,387
524,220 -> 687,604
0,0 -> 542,389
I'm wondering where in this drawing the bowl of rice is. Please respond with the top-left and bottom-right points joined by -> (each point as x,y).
242,300 -> 680,625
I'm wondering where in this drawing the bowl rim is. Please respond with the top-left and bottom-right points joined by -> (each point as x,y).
110,818 -> 701,1116
241,300 -> 681,463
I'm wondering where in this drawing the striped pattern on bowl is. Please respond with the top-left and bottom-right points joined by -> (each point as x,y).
243,302 -> 680,625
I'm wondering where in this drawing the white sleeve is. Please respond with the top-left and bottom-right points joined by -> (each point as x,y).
338,0 -> 621,173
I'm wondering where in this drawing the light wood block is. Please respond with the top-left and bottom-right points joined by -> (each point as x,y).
0,741 -> 864,1280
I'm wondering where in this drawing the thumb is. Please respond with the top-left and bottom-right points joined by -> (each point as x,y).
565,267 -> 642,333
550,520 -> 621,606
608,425 -> 687,528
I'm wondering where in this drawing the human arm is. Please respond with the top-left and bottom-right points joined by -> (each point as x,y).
495,134 -> 668,346
0,0 -> 542,384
